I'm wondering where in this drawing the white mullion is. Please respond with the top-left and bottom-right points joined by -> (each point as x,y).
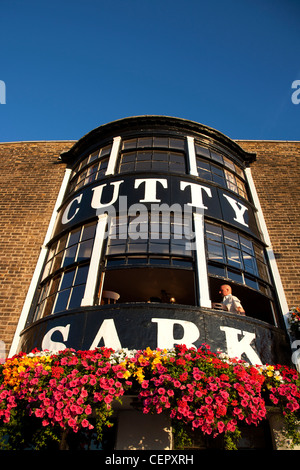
81,213 -> 108,307
186,136 -> 198,176
193,211 -> 211,308
105,136 -> 122,176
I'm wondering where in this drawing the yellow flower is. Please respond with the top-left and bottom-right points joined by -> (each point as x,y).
123,370 -> 131,380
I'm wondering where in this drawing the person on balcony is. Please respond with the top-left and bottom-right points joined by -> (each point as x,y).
218,284 -> 245,315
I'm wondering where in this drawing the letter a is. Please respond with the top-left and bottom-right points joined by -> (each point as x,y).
90,319 -> 121,350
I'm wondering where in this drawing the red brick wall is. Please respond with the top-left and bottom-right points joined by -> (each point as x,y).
0,141 -> 73,355
0,139 -> 299,355
238,140 -> 300,309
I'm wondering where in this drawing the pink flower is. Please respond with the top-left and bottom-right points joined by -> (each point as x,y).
35,409 -> 45,418
205,396 -> 213,405
217,421 -> 225,433
68,418 -> 77,428
81,419 -> 89,428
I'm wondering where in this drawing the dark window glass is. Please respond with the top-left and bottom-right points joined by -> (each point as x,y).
205,222 -> 271,290
33,222 -> 96,320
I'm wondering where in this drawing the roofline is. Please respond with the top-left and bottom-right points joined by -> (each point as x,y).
60,115 -> 256,165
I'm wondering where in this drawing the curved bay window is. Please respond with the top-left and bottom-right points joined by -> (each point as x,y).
205,222 -> 276,324
32,221 -> 97,321
67,144 -> 112,195
99,212 -> 196,306
195,143 -> 248,200
119,136 -> 186,175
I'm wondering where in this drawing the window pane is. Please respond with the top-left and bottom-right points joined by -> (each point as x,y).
210,151 -> 223,164
240,236 -> 254,254
137,151 -> 151,161
226,246 -> 242,268
57,234 -> 68,253
107,243 -> 126,254
208,264 -> 226,277
170,153 -> 184,164
205,224 -> 223,242
68,285 -> 85,309
207,241 -> 225,263
169,138 -> 185,149
82,223 -> 96,241
89,150 -> 99,162
223,157 -> 235,171
243,253 -> 258,275
138,137 -> 152,147
152,161 -> 168,171
127,243 -> 148,252
122,139 -> 137,150
136,161 -> 151,171
152,151 -> 168,161
224,230 -> 239,248
227,269 -> 243,283
149,243 -> 169,254
99,145 -> 111,157
122,152 -> 136,163
75,264 -> 89,285
127,257 -> 147,265
149,257 -> 170,265
195,145 -> 210,158
77,239 -> 93,262
172,259 -> 193,268
42,295 -> 56,317
60,269 -> 76,290
153,137 -> 168,147
120,162 -> 135,173
212,174 -> 226,187
53,290 -> 70,314
68,228 -> 81,247
245,276 -> 258,290
170,163 -> 184,173
63,245 -> 77,267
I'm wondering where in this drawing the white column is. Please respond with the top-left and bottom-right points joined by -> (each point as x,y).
245,167 -> 289,327
193,211 -> 211,308
81,213 -> 108,307
105,136 -> 122,176
186,136 -> 198,176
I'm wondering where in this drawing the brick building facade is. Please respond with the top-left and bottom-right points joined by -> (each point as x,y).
0,129 -> 299,356
0,117 -> 299,451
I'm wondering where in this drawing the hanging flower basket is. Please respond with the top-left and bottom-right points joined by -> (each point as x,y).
288,307 -> 300,338
0,345 -> 299,450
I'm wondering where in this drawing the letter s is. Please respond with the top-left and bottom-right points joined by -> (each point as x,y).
291,80 -> 300,105
42,325 -> 70,351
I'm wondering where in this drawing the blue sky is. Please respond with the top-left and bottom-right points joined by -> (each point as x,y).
0,0 -> 299,142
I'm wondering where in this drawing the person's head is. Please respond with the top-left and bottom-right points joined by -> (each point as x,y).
219,284 -> 232,296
